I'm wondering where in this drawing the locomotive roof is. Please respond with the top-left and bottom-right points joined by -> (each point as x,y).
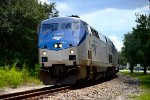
41,16 -> 82,23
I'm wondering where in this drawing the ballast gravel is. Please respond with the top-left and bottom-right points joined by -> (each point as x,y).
0,73 -> 141,100
43,74 -> 141,100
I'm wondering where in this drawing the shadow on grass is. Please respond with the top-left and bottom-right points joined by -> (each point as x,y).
140,77 -> 150,89
120,71 -> 150,89
120,71 -> 150,100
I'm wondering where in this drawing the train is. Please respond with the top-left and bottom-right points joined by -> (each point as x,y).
38,16 -> 119,85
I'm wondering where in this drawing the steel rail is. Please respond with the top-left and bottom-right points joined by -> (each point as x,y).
0,85 -> 70,100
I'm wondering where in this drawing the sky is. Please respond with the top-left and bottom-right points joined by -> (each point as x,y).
39,0 -> 149,51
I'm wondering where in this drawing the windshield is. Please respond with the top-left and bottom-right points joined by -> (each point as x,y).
61,23 -> 71,29
42,23 -> 59,31
72,22 -> 79,29
41,22 -> 79,31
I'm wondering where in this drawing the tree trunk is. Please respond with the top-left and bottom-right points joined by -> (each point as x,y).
143,66 -> 147,74
130,64 -> 134,74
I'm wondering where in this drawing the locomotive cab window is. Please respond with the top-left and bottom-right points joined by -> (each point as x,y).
61,23 -> 71,29
42,23 -> 59,31
72,22 -> 79,29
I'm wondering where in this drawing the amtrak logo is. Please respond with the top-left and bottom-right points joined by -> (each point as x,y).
52,36 -> 62,40
52,32 -> 64,40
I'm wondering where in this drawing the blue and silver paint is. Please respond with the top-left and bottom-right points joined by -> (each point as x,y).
38,17 -> 87,51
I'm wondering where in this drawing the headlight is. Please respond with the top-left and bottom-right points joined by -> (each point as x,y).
70,49 -> 74,54
59,43 -> 63,48
54,44 -> 58,48
42,51 -> 47,55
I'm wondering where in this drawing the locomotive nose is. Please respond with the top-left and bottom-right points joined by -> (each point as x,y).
40,46 -> 78,66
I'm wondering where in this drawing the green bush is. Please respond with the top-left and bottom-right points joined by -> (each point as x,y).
0,64 -> 22,88
29,64 -> 40,78
0,68 -> 6,88
7,67 -> 22,88
0,63 -> 42,88
21,64 -> 30,83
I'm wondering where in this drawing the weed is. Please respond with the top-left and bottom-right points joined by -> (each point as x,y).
138,92 -> 150,100
0,63 -> 42,88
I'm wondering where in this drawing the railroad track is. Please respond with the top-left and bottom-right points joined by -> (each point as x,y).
0,85 -> 71,100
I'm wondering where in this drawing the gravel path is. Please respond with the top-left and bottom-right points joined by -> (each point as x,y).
0,74 -> 141,100
43,74 -> 141,100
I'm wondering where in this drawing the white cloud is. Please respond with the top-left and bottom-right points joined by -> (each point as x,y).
80,6 -> 149,51
134,6 -> 150,14
108,36 -> 123,51
57,3 -> 71,11
80,8 -> 137,34
56,3 -> 73,16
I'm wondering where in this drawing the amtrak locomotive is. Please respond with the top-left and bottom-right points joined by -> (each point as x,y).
38,16 -> 119,85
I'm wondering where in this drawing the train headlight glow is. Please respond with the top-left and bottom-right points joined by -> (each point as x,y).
70,49 -> 74,54
54,44 -> 58,48
42,51 -> 47,55
59,44 -> 63,48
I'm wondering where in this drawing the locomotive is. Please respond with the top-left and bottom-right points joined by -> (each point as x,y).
38,16 -> 119,85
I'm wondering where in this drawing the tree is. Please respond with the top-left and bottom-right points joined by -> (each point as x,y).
0,0 -> 58,67
122,33 -> 140,73
121,14 -> 150,74
133,14 -> 150,74
118,51 -> 126,66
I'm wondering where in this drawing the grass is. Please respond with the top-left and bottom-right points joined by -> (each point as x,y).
0,63 -> 42,88
120,70 -> 150,100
